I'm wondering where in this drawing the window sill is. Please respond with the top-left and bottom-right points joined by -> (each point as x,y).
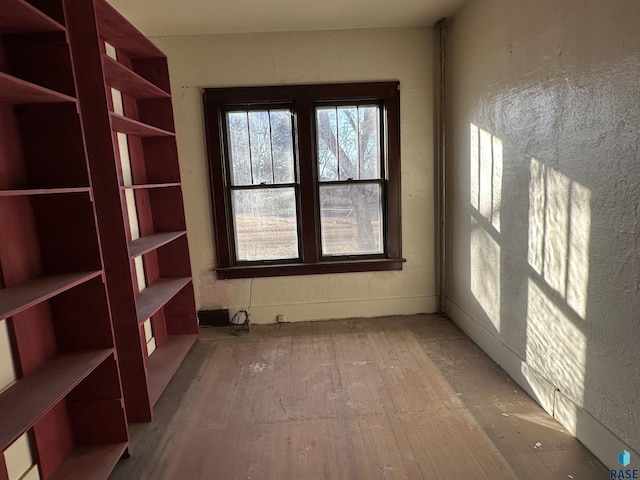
215,258 -> 406,279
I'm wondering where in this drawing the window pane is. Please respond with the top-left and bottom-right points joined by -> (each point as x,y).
320,184 -> 383,256
227,112 -> 251,185
316,105 -> 381,182
248,111 -> 273,184
316,107 -> 338,181
358,106 -> 380,179
227,109 -> 295,186
270,110 -> 295,183
337,106 -> 358,180
232,188 -> 299,261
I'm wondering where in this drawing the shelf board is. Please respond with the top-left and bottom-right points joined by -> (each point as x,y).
48,443 -> 128,480
0,349 -> 113,452
120,182 -> 181,190
0,72 -> 77,105
102,55 -> 170,99
0,271 -> 102,319
147,334 -> 198,407
95,0 -> 165,59
0,0 -> 65,34
110,113 -> 174,137
136,277 -> 191,323
0,187 -> 90,197
129,231 -> 186,258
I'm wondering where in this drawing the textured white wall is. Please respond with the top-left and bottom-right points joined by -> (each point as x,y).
152,28 -> 438,323
445,0 -> 640,465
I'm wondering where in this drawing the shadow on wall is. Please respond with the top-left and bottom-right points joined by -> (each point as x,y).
468,122 -> 592,434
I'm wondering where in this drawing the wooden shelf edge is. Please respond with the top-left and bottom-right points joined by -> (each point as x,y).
102,55 -> 170,99
0,271 -> 103,319
0,72 -> 77,105
120,182 -> 181,190
110,113 -> 174,137
146,334 -> 198,407
0,349 -> 113,452
136,277 -> 191,323
0,0 -> 65,34
129,231 -> 187,258
48,442 -> 128,480
0,187 -> 91,197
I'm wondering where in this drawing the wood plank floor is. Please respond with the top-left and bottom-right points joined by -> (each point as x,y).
109,315 -> 607,479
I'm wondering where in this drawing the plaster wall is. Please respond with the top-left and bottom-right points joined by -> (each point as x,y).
152,29 -> 438,323
445,0 -> 640,464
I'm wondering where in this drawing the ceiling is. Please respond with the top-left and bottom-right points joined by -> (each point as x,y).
107,0 -> 467,37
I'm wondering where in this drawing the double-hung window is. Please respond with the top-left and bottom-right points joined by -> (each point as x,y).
204,82 -> 403,278
225,106 -> 298,262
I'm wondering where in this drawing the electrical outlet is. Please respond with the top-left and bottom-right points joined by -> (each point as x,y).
276,314 -> 285,323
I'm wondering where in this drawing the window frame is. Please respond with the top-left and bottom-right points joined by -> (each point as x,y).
204,82 -> 403,279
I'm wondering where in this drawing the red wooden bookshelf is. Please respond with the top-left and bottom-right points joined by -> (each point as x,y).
64,0 -> 199,423
0,6 -> 198,480
0,1 -> 129,478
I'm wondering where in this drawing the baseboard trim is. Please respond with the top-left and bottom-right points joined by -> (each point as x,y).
227,295 -> 439,324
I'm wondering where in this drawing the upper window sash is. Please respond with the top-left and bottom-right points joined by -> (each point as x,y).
315,102 -> 384,183
222,106 -> 296,187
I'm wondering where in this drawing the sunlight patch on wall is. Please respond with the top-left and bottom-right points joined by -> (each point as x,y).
470,123 -> 503,332
470,123 -> 502,232
470,218 -> 501,331
526,279 -> 586,431
528,158 -> 591,319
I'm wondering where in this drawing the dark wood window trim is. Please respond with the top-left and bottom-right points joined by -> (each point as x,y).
203,82 -> 403,279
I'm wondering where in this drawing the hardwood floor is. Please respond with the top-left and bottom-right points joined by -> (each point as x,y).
109,315 -> 606,479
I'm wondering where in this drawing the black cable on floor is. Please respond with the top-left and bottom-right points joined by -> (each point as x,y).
230,308 -> 250,336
